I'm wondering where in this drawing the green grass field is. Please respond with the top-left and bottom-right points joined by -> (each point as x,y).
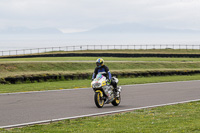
1,57 -> 200,78
1,57 -> 200,62
1,52 -> 200,132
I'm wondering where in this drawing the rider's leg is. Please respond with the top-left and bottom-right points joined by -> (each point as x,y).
111,79 -> 117,90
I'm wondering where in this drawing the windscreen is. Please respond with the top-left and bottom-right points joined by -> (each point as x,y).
96,74 -> 104,81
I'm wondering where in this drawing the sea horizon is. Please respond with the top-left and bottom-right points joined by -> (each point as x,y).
1,33 -> 200,51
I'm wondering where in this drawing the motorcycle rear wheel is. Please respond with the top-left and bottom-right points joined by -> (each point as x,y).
94,92 -> 105,108
112,93 -> 121,106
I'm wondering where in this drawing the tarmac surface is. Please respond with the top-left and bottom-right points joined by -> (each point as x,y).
0,80 -> 200,128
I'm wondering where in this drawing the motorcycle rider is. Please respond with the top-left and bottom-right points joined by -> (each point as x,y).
92,58 -> 118,91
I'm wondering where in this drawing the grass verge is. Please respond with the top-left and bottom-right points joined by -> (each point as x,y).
1,57 -> 200,62
1,61 -> 200,78
1,56 -> 200,79
1,74 -> 200,93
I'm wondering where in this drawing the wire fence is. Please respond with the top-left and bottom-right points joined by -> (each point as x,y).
1,44 -> 200,57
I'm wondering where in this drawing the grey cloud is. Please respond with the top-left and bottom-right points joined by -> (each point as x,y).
0,0 -> 200,31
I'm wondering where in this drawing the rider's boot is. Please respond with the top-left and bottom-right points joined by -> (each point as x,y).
115,87 -> 121,97
113,87 -> 118,97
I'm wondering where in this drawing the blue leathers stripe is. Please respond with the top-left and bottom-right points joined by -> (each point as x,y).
108,71 -> 111,80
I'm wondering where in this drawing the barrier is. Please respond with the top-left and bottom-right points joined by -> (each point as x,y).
1,44 -> 200,57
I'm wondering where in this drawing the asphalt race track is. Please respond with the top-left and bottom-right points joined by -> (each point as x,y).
1,80 -> 200,128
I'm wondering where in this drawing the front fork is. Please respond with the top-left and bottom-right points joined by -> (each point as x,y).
95,90 -> 103,97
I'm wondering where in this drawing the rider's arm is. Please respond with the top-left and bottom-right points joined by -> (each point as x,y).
105,66 -> 112,80
92,68 -> 98,80
92,73 -> 96,80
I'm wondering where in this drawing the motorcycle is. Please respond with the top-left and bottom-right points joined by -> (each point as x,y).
91,72 -> 122,108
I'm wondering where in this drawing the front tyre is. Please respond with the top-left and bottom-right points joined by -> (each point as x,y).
94,92 -> 104,108
112,93 -> 121,106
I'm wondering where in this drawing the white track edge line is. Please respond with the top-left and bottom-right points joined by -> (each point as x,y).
1,80 -> 200,96
1,98 -> 200,129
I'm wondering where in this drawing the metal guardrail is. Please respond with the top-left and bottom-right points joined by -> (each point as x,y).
1,44 -> 200,56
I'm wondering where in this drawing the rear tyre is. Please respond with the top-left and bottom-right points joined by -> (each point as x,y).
94,92 -> 104,108
112,93 -> 121,106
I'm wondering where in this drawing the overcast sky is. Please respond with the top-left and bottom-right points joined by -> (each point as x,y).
0,0 -> 200,33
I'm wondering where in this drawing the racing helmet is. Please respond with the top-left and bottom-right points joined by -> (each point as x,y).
96,58 -> 104,67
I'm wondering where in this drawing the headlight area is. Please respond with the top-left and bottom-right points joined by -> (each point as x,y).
92,83 -> 101,88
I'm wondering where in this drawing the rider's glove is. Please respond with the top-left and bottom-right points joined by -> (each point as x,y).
107,79 -> 111,83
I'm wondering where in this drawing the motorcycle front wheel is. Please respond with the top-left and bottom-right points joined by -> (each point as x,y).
94,92 -> 105,108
